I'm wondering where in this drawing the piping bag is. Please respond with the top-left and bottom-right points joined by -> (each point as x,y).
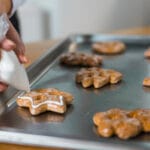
0,14 -> 30,92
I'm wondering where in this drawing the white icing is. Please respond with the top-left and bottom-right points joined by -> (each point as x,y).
18,95 -> 64,108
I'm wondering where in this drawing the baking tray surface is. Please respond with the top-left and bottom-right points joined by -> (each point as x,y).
1,35 -> 150,150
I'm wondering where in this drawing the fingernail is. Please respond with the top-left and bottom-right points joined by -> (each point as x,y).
7,40 -> 14,45
4,40 -> 16,50
23,56 -> 28,62
19,56 -> 28,63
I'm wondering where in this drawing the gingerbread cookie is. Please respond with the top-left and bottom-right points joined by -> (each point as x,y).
144,48 -> 150,58
129,109 -> 150,132
93,108 -> 150,140
60,52 -> 102,67
36,88 -> 73,104
92,41 -> 126,54
93,108 -> 141,139
76,67 -> 122,88
17,107 -> 65,123
143,77 -> 150,87
113,118 -> 142,140
17,88 -> 73,115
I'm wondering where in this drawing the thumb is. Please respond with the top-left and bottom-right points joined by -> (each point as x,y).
0,38 -> 16,51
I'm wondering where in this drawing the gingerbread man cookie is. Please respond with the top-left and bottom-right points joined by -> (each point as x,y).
60,52 -> 103,67
92,41 -> 126,55
17,88 -> 73,115
76,67 -> 122,88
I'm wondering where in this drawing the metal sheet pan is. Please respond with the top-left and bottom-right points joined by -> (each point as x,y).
1,35 -> 150,150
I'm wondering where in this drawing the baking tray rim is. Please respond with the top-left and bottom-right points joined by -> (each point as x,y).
1,34 -> 150,150
0,130 -> 145,150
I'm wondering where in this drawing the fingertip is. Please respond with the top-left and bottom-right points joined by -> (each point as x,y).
23,56 -> 28,63
19,55 -> 29,64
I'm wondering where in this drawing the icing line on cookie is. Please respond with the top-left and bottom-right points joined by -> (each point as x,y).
18,95 -> 64,108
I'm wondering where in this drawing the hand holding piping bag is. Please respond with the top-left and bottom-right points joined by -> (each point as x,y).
0,14 -> 30,92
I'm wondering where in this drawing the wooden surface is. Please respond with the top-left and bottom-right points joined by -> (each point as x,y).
0,144 -> 63,150
1,27 -> 150,150
25,40 -> 58,67
24,26 -> 150,67
112,26 -> 150,35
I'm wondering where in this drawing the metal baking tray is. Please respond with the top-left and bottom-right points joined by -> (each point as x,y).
1,35 -> 150,150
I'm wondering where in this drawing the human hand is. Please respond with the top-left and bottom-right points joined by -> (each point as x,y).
6,18 -> 28,64
0,19 -> 28,92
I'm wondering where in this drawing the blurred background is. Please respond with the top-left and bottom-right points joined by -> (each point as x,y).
17,0 -> 150,43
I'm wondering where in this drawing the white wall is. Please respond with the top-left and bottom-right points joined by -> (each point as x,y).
18,0 -> 58,42
18,0 -> 150,42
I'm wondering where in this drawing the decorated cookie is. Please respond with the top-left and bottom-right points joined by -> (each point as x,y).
17,88 -> 73,115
